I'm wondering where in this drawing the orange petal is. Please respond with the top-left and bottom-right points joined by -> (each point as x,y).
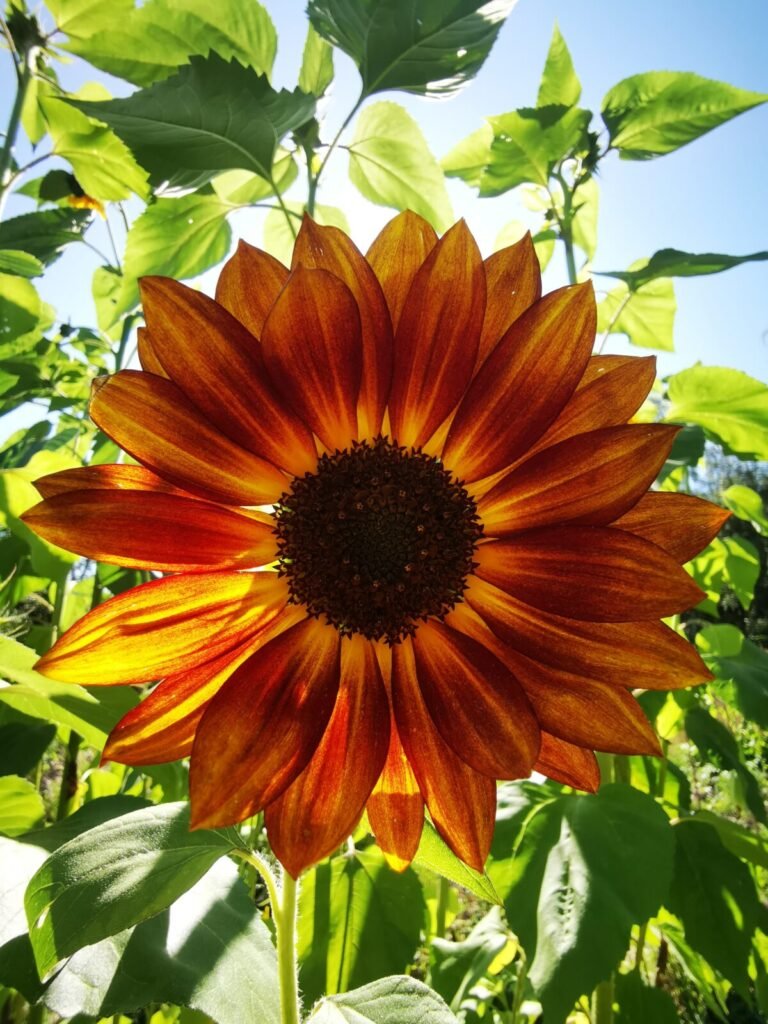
388,220 -> 485,449
140,277 -> 317,476
261,266 -> 361,450
366,210 -> 437,333
477,526 -> 704,622
477,233 -> 541,367
90,371 -> 288,506
292,217 -> 393,439
479,424 -> 680,535
215,240 -> 288,339
613,492 -> 730,563
411,619 -> 539,779
535,732 -> 600,792
266,635 -> 390,877
392,637 -> 496,871
136,327 -> 169,378
505,650 -> 662,756
33,464 -> 183,499
189,617 -> 340,829
367,710 -> 425,873
37,571 -> 289,685
104,604 -> 301,764
22,491 -> 277,572
443,283 -> 596,482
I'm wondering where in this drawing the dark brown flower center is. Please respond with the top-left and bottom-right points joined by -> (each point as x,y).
273,437 -> 483,643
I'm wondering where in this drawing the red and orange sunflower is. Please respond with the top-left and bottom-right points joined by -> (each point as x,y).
24,213 -> 728,877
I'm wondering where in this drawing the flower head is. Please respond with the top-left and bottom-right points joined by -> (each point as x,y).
24,213 -> 728,876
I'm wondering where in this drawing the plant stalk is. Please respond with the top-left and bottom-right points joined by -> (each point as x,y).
276,872 -> 301,1024
434,876 -> 450,939
0,45 -> 35,221
592,975 -> 614,1024
307,95 -> 363,216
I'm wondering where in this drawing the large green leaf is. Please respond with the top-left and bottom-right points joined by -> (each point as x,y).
308,0 -> 517,97
440,123 -> 493,189
688,535 -> 760,612
0,274 -> 42,344
597,276 -> 676,350
668,820 -> 761,993
0,209 -> 91,267
615,970 -> 679,1024
596,248 -> 768,288
537,23 -> 580,108
25,801 -> 244,975
602,72 -> 768,159
665,365 -> 768,461
684,706 -> 765,823
722,483 -> 768,535
348,101 -> 453,230
299,23 -> 335,96
309,976 -> 458,1023
0,777 -> 45,837
58,0 -> 276,87
487,783 -> 674,1023
697,624 -> 768,729
414,819 -> 500,906
297,847 -> 425,1006
71,54 -> 316,190
429,907 -> 509,1011
479,106 -> 592,196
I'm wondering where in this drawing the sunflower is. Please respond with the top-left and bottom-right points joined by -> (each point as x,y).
24,213 -> 728,877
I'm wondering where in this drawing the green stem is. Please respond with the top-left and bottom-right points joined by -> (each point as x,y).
55,729 -> 81,821
307,95 -> 363,217
0,46 -> 35,221
613,755 -> 631,785
592,976 -> 614,1024
510,950 -> 528,1024
634,921 -> 648,973
434,876 -> 450,939
276,872 -> 301,1024
270,176 -> 297,240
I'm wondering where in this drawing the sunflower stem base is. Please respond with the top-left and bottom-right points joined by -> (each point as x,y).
275,870 -> 301,1024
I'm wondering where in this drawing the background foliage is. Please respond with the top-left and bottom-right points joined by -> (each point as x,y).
0,1 -> 767,1022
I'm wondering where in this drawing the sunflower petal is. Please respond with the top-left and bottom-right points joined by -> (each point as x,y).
613,492 -> 730,563
444,283 -> 596,481
292,217 -> 393,439
261,266 -> 362,450
136,327 -> 168,377
23,492 -> 277,572
189,618 -> 340,829
479,424 -> 680,535
388,220 -> 485,449
535,732 -> 600,792
477,233 -> 541,366
140,277 -> 316,476
465,575 -> 712,689
367,712 -> 425,873
366,210 -> 437,332
90,371 -> 288,505
411,619 -> 539,779
266,635 -> 390,877
37,572 -> 289,685
477,526 -> 704,621
392,638 -> 496,871
33,464 -> 182,499
215,240 -> 288,339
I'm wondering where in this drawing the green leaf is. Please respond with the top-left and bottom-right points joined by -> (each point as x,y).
602,72 -> 768,159
668,820 -> 761,993
688,535 -> 760,611
114,192 -> 233,318
414,819 -> 500,905
687,810 -> 768,870
348,101 -> 453,231
615,970 -> 679,1024
263,202 -> 348,266
665,365 -> 768,460
0,635 -> 138,750
297,847 -> 425,1006
309,976 -> 459,1023
0,209 -> 91,267
58,0 -> 277,87
25,801 -> 244,975
0,251 -> 43,278
212,149 -> 297,205
537,23 -> 580,108
488,783 -> 674,1023
597,277 -> 676,350
571,175 -> 599,260
429,907 -> 509,1011
41,857 -> 280,1024
71,54 -> 316,190
722,483 -> 768,536
596,248 -> 768,288
479,106 -> 592,196
684,706 -> 765,823
697,623 -> 768,728
440,123 -> 493,189
309,0 -> 517,98
0,273 -> 42,344
0,777 -> 45,837
299,23 -> 334,96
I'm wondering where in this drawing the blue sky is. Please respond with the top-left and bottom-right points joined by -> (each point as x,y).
3,0 -> 768,396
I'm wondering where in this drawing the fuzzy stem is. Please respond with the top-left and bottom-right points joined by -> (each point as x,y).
276,872 -> 301,1024
592,976 -> 614,1024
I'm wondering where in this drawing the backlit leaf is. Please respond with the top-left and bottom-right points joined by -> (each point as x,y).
597,248 -> 768,288
414,819 -> 501,905
299,23 -> 334,96
597,276 -> 676,350
537,23 -> 580,108
722,484 -> 768,535
0,251 -> 43,278
212,150 -> 297,205
0,274 -> 42,344
697,623 -> 768,728
0,209 -> 91,267
0,777 -> 45,837
688,535 -> 760,612
440,123 -> 493,189
571,175 -> 599,260
263,202 -> 348,265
